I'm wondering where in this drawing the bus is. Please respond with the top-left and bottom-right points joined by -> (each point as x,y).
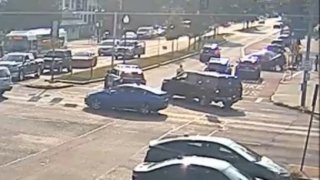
2,28 -> 68,56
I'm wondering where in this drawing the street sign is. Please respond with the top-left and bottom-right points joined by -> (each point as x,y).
302,58 -> 313,71
122,14 -> 130,25
51,20 -> 60,39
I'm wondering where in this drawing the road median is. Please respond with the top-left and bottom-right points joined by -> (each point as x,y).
54,35 -> 227,85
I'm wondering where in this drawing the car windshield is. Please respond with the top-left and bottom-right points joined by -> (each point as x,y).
0,69 -> 10,77
100,41 -> 114,46
45,51 -> 65,57
230,142 -> 262,162
121,72 -> 144,79
207,63 -> 227,71
74,52 -> 91,56
2,54 -> 24,62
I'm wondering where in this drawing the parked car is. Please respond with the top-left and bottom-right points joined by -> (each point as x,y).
144,136 -> 291,180
273,23 -> 283,29
161,71 -> 242,108
136,26 -> 156,39
85,84 -> 169,113
133,156 -> 255,180
122,31 -> 138,40
204,57 -> 232,74
0,52 -> 42,81
271,39 -> 285,48
104,64 -> 146,88
0,66 -> 13,96
43,49 -> 72,73
98,39 -> 119,56
115,40 -> 145,60
199,43 -> 221,63
278,34 -> 291,47
235,56 -> 261,80
71,51 -> 97,68
247,50 -> 285,71
266,44 -> 286,54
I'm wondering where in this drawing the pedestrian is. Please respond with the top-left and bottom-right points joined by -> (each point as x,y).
315,55 -> 319,71
176,64 -> 184,77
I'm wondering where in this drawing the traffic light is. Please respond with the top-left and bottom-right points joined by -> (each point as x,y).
199,0 -> 209,10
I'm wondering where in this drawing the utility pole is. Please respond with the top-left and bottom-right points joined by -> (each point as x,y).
111,12 -> 117,68
300,1 -> 314,107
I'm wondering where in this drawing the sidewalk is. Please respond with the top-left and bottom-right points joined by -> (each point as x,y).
272,71 -> 319,115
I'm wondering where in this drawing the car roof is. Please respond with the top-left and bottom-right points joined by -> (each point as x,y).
134,156 -> 231,173
240,56 -> 259,63
0,66 -> 10,71
208,57 -> 230,65
114,64 -> 143,73
203,43 -> 219,49
149,135 -> 235,148
250,49 -> 274,56
185,71 -> 237,79
117,84 -> 166,95
5,52 -> 29,56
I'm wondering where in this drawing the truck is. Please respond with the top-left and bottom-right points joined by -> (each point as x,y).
0,52 -> 43,81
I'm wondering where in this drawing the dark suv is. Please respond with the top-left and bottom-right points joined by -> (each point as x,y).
161,71 -> 242,108
43,49 -> 72,73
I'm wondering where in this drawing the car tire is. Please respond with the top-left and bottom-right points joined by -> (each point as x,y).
139,104 -> 150,114
35,67 -> 41,78
67,65 -> 73,73
57,65 -> 63,73
223,101 -> 233,109
115,56 -> 119,60
90,98 -> 102,110
137,54 -> 141,58
18,71 -> 25,81
0,90 -> 4,96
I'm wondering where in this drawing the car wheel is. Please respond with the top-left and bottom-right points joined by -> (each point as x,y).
139,104 -> 150,114
67,65 -> 73,73
115,56 -> 119,60
90,98 -> 102,110
0,90 -> 4,96
58,65 -> 63,73
137,54 -> 141,58
223,101 -> 233,109
18,71 -> 25,81
35,67 -> 41,78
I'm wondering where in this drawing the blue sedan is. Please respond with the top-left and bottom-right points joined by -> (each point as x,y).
85,84 -> 169,114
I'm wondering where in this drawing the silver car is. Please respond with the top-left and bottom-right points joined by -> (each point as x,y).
0,66 -> 13,96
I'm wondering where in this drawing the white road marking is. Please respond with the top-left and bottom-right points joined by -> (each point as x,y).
255,98 -> 264,103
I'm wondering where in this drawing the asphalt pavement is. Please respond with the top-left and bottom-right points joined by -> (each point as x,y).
0,18 -> 319,180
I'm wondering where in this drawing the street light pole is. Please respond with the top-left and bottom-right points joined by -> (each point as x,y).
111,12 -> 118,68
300,1 -> 314,107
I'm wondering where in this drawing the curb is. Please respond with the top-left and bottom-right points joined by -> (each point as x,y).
54,51 -> 201,85
24,83 -> 74,90
271,98 -> 320,119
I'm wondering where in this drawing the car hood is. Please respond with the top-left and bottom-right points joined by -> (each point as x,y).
0,61 -> 22,67
256,156 -> 289,175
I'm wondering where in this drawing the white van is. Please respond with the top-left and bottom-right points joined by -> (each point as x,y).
0,66 -> 13,96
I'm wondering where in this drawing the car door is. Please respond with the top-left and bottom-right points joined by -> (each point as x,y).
109,87 -> 131,109
186,166 -> 230,180
27,54 -> 38,73
22,55 -> 32,75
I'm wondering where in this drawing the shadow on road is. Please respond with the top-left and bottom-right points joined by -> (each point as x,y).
0,96 -> 8,102
220,41 -> 243,48
83,107 -> 168,122
170,99 -> 246,118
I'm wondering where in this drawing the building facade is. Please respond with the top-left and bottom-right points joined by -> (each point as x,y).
60,0 -> 99,40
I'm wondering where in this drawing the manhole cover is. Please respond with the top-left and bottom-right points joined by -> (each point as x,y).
64,103 -> 78,108
49,97 -> 63,104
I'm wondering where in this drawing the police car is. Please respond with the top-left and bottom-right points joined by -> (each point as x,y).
104,64 -> 146,88
199,43 -> 221,63
204,57 -> 232,74
236,56 -> 261,80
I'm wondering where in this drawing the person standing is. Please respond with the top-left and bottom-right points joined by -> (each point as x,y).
176,64 -> 184,77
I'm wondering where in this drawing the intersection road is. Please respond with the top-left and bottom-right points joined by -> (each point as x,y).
0,20 -> 318,179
